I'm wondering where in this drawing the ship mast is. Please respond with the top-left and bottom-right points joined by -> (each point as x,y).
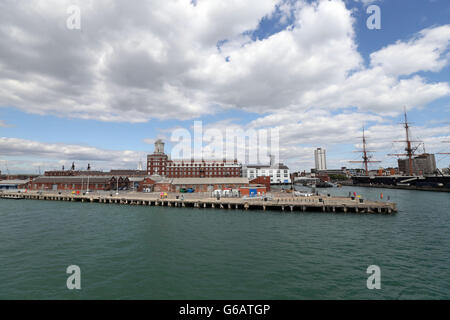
404,110 -> 413,175
388,108 -> 422,176
349,127 -> 380,175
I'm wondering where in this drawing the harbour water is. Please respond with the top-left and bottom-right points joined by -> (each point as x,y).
0,186 -> 449,299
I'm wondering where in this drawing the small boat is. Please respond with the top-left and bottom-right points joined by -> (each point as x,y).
315,181 -> 334,188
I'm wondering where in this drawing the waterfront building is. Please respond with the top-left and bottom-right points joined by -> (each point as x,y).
129,177 -> 145,191
248,176 -> 271,191
171,177 -> 249,192
146,140 -> 242,178
136,177 -> 157,192
398,153 -> 437,175
152,177 -> 250,193
109,169 -> 147,176
0,179 -> 30,190
237,186 -> 268,197
242,160 -> 291,184
0,173 -> 38,180
314,148 -> 327,171
27,176 -> 130,191
44,169 -> 146,177
147,139 -> 169,176
44,170 -> 103,176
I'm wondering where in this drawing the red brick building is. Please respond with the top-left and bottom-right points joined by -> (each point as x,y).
239,186 -> 267,196
153,181 -> 173,193
28,176 -> 130,191
147,139 -> 242,178
44,169 -> 146,177
44,170 -> 105,176
152,177 -> 250,193
249,176 -> 271,191
138,177 -> 157,192
110,170 -> 147,176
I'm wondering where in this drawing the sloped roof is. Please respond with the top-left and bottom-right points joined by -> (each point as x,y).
128,177 -> 145,182
245,163 -> 289,170
0,179 -> 30,185
31,176 -> 114,183
171,177 -> 249,185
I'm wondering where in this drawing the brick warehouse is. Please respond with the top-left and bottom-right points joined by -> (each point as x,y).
248,176 -> 271,191
28,176 -> 130,191
152,177 -> 250,193
44,169 -> 147,177
147,139 -> 242,178
239,186 -> 268,197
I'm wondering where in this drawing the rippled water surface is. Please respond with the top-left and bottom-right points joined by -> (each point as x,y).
0,186 -> 449,299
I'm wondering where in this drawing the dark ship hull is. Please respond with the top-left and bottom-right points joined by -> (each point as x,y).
351,175 -> 450,190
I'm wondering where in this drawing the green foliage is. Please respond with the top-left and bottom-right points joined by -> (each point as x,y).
328,174 -> 348,181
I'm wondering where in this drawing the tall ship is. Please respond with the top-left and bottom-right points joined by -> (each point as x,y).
351,109 -> 450,190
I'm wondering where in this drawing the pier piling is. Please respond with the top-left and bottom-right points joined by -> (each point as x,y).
0,192 -> 397,215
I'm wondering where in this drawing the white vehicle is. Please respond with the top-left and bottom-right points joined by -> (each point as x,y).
212,189 -> 222,197
294,191 -> 314,197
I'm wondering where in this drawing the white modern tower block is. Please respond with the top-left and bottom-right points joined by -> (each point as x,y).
314,148 -> 327,170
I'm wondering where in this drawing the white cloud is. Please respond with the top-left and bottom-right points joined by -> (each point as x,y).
352,0 -> 381,6
0,0 -> 449,172
1,110 -> 449,173
0,0 -> 448,123
198,109 -> 450,170
0,137 -> 147,172
370,25 -> 450,76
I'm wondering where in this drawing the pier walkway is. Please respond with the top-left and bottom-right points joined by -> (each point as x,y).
0,191 -> 397,214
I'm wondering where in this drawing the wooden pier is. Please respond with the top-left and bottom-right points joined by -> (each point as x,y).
0,192 -> 397,214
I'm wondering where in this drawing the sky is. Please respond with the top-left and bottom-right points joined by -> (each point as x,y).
0,0 -> 449,174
